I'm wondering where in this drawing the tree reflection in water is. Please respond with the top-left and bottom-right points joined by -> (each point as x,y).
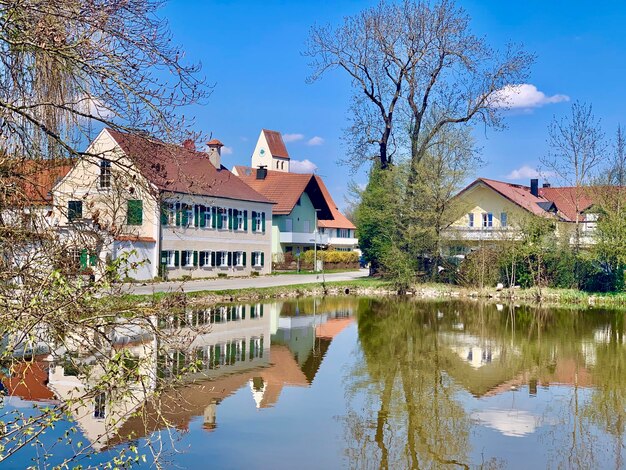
343,299 -> 625,469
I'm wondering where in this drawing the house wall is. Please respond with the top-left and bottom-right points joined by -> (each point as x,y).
160,193 -> 272,279
251,131 -> 289,173
450,185 -> 533,231
273,192 -> 316,233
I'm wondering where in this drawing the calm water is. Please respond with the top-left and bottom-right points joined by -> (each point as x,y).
2,298 -> 626,469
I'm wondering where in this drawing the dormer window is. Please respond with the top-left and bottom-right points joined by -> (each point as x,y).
99,159 -> 111,188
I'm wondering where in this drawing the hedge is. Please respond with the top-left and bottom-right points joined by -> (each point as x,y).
300,250 -> 359,264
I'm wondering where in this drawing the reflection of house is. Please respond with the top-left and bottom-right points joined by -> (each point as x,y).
52,129 -> 273,280
444,177 -> 602,253
233,129 -> 357,259
1,359 -> 57,402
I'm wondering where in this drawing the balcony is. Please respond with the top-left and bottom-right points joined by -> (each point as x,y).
442,226 -> 521,241
327,236 -> 359,247
279,231 -> 329,245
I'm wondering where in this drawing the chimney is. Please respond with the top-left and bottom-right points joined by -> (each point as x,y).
256,165 -> 267,180
543,183 -> 551,188
206,139 -> 224,168
530,178 -> 539,197
182,139 -> 195,151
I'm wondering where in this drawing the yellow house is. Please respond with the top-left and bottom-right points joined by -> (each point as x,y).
444,177 -> 599,253
52,129 -> 274,280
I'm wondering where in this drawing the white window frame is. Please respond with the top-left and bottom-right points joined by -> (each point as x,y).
253,251 -> 263,267
166,203 -> 176,226
236,211 -> 244,231
234,251 -> 244,267
99,159 -> 111,189
255,212 -> 263,232
217,251 -> 228,267
468,213 -> 474,227
184,205 -> 194,227
338,228 -> 350,238
500,212 -> 508,227
482,213 -> 493,228
220,210 -> 228,229
203,207 -> 212,229
199,250 -> 212,268
181,250 -> 193,267
166,250 -> 176,267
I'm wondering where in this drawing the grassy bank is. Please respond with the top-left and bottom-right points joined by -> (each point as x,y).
111,276 -> 626,311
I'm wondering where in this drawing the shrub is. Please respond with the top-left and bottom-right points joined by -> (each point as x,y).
301,250 -> 359,264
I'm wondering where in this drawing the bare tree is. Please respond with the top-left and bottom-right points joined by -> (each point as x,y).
608,125 -> 626,187
306,0 -> 533,175
541,101 -> 606,236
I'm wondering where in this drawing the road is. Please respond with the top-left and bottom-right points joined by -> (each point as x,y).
124,269 -> 370,295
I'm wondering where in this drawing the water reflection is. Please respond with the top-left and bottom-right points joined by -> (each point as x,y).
1,298 -> 625,468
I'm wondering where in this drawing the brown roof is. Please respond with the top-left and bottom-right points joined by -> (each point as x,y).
234,166 -> 354,229
207,139 -> 223,147
314,175 -> 356,230
234,166 -> 317,215
10,160 -> 73,206
106,129 -> 272,204
262,129 -> 289,159
2,360 -> 57,402
475,178 -> 552,217
114,235 -> 157,243
539,187 -> 595,222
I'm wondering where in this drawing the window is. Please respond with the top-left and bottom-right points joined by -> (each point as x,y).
202,206 -> 212,229
127,200 -> 143,225
161,250 -> 178,267
219,208 -> 228,229
233,251 -> 245,267
179,203 -> 193,227
500,212 -> 508,227
468,213 -> 474,227
99,159 -> 111,188
236,210 -> 244,231
252,251 -> 265,267
217,251 -> 229,267
181,250 -> 196,267
281,161 -> 284,170
251,211 -> 265,232
199,251 -> 212,267
68,200 -> 82,221
337,228 -> 350,238
94,392 -> 106,419
165,203 -> 176,226
482,213 -> 493,228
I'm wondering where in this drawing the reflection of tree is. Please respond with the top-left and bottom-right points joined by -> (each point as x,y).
343,300 -> 473,469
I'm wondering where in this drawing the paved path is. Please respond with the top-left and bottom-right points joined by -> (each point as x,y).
125,269 -> 370,295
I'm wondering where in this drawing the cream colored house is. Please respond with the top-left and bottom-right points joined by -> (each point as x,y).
444,177 -> 600,254
52,129 -> 273,280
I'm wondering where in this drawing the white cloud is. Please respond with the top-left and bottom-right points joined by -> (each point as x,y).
506,165 -> 555,181
472,409 -> 540,437
290,159 -> 318,173
489,84 -> 570,110
307,136 -> 325,146
221,146 -> 233,155
283,133 -> 305,143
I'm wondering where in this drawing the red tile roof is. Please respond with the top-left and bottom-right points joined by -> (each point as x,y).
207,139 -> 223,147
262,129 -> 289,159
314,175 -> 356,230
233,166 -> 315,215
10,160 -> 73,205
458,178 -> 606,222
106,129 -> 272,204
538,187 -> 595,222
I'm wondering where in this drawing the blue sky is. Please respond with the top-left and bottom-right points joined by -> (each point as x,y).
162,0 -> 626,209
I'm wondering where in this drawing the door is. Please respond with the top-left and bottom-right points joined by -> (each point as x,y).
285,218 -> 293,231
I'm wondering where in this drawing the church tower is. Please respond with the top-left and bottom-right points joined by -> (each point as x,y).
251,129 -> 290,172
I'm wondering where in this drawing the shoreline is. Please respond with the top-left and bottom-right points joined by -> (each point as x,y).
118,278 -> 626,310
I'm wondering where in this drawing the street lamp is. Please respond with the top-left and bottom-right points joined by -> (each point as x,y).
313,209 -> 321,272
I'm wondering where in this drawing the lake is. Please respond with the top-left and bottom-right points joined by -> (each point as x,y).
1,298 -> 625,469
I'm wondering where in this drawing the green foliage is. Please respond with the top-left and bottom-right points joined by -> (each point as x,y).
300,250 -> 359,264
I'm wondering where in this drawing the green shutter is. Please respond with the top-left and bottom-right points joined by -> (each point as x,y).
260,252 -> 265,267
194,205 -> 200,227
211,251 -> 216,267
160,204 -> 168,226
193,251 -> 198,267
199,205 -> 206,227
174,250 -> 180,267
251,211 -> 257,232
243,252 -> 247,267
228,209 -> 233,230
227,251 -> 232,267
80,249 -> 88,269
127,200 -> 143,225
244,210 -> 248,231
89,252 -> 97,266
175,203 -> 181,226
212,207 -> 217,229
261,212 -> 266,232
161,251 -> 168,264
199,252 -> 205,267
181,204 -> 189,226
233,209 -> 238,230
260,304 -> 264,317
217,208 -> 223,229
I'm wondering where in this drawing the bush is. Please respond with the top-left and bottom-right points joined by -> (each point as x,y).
217,273 -> 227,278
301,250 -> 359,264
